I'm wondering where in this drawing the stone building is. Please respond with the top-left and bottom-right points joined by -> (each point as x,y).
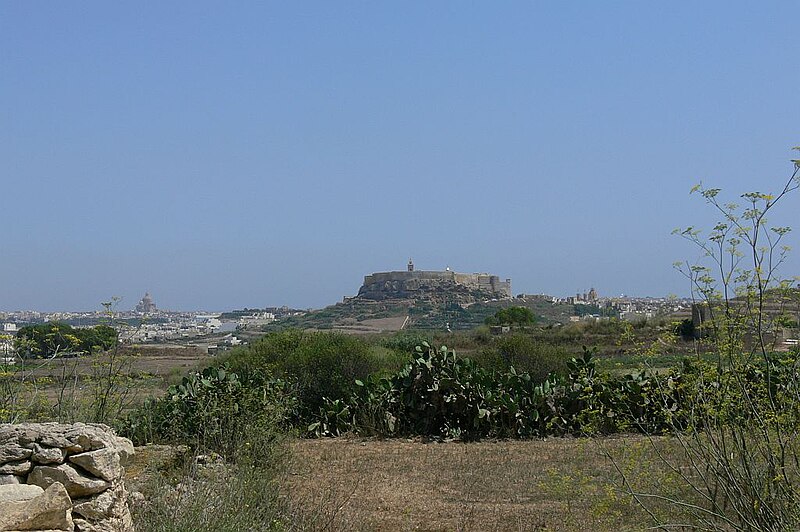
356,263 -> 512,302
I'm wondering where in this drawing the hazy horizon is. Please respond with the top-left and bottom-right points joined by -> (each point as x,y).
0,275 -> 696,315
2,3 -> 798,311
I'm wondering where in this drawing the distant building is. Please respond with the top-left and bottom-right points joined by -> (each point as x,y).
357,262 -> 512,302
135,292 -> 157,314
573,287 -> 599,305
0,335 -> 14,357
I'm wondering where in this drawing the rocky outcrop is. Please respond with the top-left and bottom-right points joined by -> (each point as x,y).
0,423 -> 134,532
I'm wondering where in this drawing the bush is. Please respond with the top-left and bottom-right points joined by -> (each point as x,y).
485,307 -> 536,326
348,343 -> 544,439
220,330 -> 383,419
381,332 -> 432,353
475,335 -> 569,382
14,322 -> 118,357
673,318 -> 695,340
130,372 -> 290,531
309,343 -> 728,440
121,366 -> 295,461
284,333 -> 379,416
321,343 -> 666,440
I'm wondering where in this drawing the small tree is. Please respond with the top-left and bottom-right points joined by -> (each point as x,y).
485,306 -> 536,327
622,149 -> 800,530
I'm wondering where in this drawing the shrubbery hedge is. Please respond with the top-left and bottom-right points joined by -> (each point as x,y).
121,329 -> 800,450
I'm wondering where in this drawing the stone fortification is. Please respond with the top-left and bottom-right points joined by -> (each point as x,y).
357,269 -> 512,302
0,422 -> 134,532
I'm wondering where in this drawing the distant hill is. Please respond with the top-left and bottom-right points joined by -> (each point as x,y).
356,267 -> 511,303
264,295 -> 578,334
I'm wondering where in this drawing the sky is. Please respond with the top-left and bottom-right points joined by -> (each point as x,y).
1,2 -> 798,312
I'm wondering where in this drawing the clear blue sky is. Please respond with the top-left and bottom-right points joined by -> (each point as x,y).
1,2 -> 798,311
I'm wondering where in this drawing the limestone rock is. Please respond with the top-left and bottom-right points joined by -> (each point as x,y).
73,512 -> 133,532
127,490 -> 145,508
0,483 -> 44,503
69,449 -> 120,482
0,423 -> 134,532
73,518 -> 96,532
113,438 -> 134,466
28,464 -> 110,499
0,481 -> 73,531
38,434 -> 79,453
71,426 -> 132,459
32,444 -> 67,465
0,460 -> 32,476
73,484 -> 127,521
0,423 -> 134,461
0,423 -> 78,453
0,426 -> 37,447
72,483 -> 133,531
0,444 -> 32,464
72,494 -> 113,521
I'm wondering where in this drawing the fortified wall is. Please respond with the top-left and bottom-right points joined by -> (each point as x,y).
357,262 -> 511,302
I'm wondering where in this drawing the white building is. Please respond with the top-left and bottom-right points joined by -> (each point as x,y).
0,336 -> 15,357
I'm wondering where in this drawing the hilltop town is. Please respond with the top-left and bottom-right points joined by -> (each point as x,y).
1,263 -> 701,357
353,259 -> 512,303
254,261 -> 698,334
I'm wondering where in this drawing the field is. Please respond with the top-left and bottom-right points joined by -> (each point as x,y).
9,322 -> 795,530
20,345 -> 211,380
9,345 -> 212,407
284,436 -> 683,531
311,316 -> 410,334
106,345 -> 211,380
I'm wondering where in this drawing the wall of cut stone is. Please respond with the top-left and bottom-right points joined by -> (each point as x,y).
0,422 -> 134,532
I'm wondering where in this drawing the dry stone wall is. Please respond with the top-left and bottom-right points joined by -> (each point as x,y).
0,423 -> 134,532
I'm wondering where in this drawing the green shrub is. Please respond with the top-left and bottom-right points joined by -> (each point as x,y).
381,332 -> 432,353
219,329 -> 305,380
121,366 -> 295,461
131,395 -> 288,532
221,330 -> 383,419
14,322 -> 118,357
476,335 -> 569,382
310,343 -> 767,440
334,342 -> 564,439
485,306 -> 536,326
673,318 -> 695,340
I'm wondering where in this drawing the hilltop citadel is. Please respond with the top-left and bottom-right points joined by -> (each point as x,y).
355,260 -> 512,303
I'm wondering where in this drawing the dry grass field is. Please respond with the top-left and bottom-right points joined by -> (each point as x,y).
27,345 -> 212,379
329,316 -> 410,334
285,436 -> 687,531
9,345 -> 212,409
